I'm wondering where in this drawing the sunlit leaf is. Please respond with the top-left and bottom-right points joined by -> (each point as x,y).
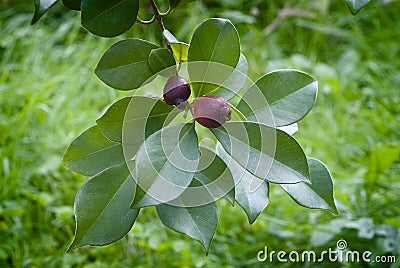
170,43 -> 190,63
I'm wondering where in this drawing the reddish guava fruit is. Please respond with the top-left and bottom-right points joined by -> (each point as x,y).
163,76 -> 191,106
193,95 -> 232,128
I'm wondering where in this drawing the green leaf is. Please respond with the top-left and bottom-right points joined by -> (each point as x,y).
31,0 -> 58,24
81,0 -> 139,37
62,0 -> 80,10
95,39 -> 158,90
343,0 -> 370,15
186,147 -> 235,206
211,121 -> 310,184
97,96 -> 178,145
216,143 -> 269,224
96,97 -> 131,143
132,123 -> 200,208
122,96 -> 180,160
237,69 -> 317,127
156,179 -> 217,252
63,126 -> 124,176
188,18 -> 240,97
149,48 -> 177,77
170,43 -> 190,63
156,146 -> 235,207
68,163 -> 139,251
213,53 -> 248,100
280,158 -> 338,214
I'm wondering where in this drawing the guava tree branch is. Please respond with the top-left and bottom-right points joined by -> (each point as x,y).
149,0 -> 166,32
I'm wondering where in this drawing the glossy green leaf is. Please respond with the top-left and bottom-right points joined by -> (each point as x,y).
280,158 -> 338,214
62,0 -> 80,10
132,123 -> 200,208
343,0 -> 370,15
149,48 -> 177,77
97,96 -> 177,146
122,96 -> 179,160
216,143 -> 269,224
180,146 -> 235,206
95,39 -> 158,90
211,121 -> 310,184
212,53 -> 248,100
81,0 -> 139,37
188,18 -> 240,97
68,163 -> 139,251
96,97 -> 131,143
237,69 -> 317,127
156,179 -> 217,252
31,0 -> 58,24
63,126 -> 124,176
152,146 -> 234,207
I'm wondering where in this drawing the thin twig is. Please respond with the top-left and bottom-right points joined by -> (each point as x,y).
148,0 -> 172,51
149,0 -> 166,32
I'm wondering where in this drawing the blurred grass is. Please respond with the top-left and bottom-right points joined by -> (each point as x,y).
1,0 -> 399,267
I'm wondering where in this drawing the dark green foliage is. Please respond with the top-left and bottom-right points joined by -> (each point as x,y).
1,0 -> 398,266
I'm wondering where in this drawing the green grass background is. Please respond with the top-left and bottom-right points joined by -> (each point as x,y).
0,0 -> 399,267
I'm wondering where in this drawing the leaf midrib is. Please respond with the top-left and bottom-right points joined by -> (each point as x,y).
64,143 -> 121,164
240,80 -> 316,117
154,124 -> 197,175
85,0 -> 129,23
96,60 -> 148,72
213,127 -> 308,182
80,174 -> 132,242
